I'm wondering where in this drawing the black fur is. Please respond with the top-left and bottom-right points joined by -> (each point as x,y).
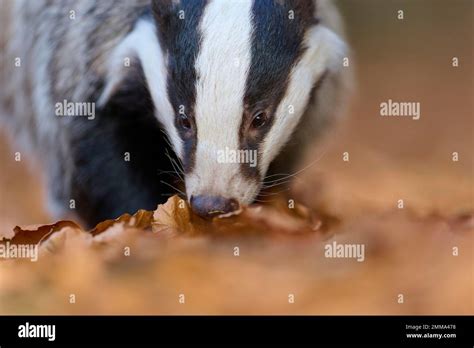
152,0 -> 208,173
67,61 -> 180,228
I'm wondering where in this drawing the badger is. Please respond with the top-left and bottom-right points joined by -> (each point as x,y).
0,0 -> 349,227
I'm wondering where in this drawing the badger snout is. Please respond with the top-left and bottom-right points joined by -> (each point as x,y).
190,195 -> 239,218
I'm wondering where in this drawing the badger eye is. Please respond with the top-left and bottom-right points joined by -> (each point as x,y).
179,114 -> 191,130
250,111 -> 267,129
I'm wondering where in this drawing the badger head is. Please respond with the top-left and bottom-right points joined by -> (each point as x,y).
102,0 -> 347,218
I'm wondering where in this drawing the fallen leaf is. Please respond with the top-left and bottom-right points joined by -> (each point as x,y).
152,195 -> 197,236
39,226 -> 91,255
90,209 -> 153,236
4,221 -> 82,246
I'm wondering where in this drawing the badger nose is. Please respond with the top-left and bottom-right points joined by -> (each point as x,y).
190,195 -> 239,218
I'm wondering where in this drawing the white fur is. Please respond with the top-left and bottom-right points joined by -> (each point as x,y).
99,19 -> 183,158
187,0 -> 259,203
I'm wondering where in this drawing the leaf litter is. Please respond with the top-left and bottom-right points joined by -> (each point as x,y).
0,194 -> 472,314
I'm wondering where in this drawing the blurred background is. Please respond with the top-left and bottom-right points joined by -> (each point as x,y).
0,0 -> 472,314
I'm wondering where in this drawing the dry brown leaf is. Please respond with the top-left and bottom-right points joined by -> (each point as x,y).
152,195 -> 200,236
1,209 -> 154,250
151,195 -> 330,238
2,195 -> 334,251
3,221 -> 82,246
39,226 -> 92,255
210,196 -> 337,238
90,209 -> 153,236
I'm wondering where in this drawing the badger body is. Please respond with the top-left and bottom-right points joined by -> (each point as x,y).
1,0 -> 349,227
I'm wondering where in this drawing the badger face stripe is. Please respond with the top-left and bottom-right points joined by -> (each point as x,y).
240,0 -> 317,179
185,0 -> 257,202
260,25 -> 342,173
152,0 -> 208,173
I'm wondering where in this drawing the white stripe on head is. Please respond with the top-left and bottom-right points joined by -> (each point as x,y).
187,0 -> 257,201
260,25 -> 347,173
99,18 -> 183,158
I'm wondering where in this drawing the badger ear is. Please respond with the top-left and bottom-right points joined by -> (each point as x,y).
305,25 -> 348,76
303,25 -> 351,137
322,27 -> 348,73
